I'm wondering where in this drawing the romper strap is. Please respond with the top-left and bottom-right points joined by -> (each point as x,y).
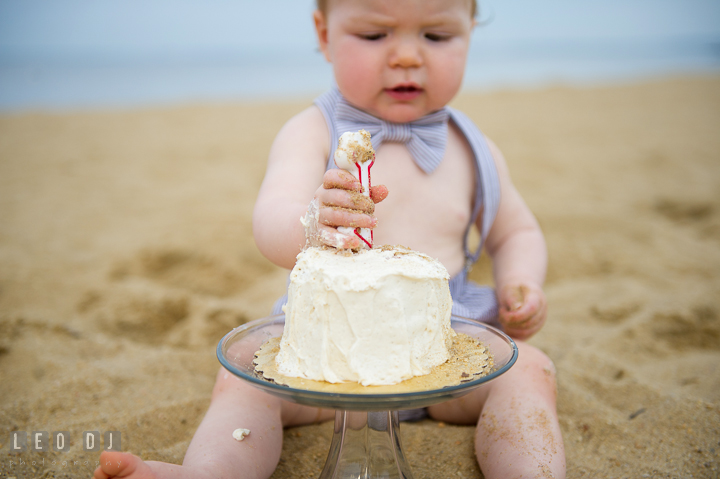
313,88 -> 343,171
446,108 -> 501,272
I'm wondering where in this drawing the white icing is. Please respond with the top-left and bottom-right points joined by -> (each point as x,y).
301,197 -> 356,249
334,130 -> 373,171
276,246 -> 455,386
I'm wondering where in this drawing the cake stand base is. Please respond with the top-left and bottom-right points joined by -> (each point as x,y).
320,410 -> 412,479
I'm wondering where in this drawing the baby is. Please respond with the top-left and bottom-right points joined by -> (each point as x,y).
94,0 -> 565,478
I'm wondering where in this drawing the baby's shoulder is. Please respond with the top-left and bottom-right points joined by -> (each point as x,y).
445,107 -> 487,149
268,105 -> 330,169
445,109 -> 508,176
277,105 -> 328,144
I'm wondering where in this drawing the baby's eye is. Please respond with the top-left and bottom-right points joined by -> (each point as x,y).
424,32 -> 451,42
358,32 -> 386,41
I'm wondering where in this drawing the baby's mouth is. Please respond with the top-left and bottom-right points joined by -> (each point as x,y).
385,85 -> 423,100
393,85 -> 420,93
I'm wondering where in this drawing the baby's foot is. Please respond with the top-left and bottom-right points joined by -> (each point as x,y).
93,451 -> 187,479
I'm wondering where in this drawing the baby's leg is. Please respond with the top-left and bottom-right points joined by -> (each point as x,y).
94,367 -> 333,479
428,342 -> 565,479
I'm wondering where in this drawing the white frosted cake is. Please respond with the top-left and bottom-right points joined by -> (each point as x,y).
276,245 -> 455,386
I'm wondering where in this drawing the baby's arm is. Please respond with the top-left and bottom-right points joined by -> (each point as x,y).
253,107 -> 386,269
483,140 -> 548,340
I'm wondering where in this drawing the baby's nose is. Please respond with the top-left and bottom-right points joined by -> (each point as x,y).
389,40 -> 423,68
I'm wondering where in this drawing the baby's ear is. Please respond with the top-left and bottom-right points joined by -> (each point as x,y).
313,10 -> 332,62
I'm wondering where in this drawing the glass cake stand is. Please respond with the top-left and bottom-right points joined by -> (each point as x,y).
217,314 -> 518,479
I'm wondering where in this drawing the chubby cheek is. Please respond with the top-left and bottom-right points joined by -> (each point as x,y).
426,51 -> 467,107
331,44 -> 381,104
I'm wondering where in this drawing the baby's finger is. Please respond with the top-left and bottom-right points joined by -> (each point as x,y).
319,206 -> 377,230
508,297 -> 546,330
501,290 -> 541,325
503,301 -> 547,340
499,302 -> 547,339
323,169 -> 362,192
319,188 -> 375,214
499,284 -> 526,312
370,185 -> 389,204
317,224 -> 360,250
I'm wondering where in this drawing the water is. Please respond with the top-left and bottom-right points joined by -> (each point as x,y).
0,50 -> 336,111
1,0 -> 719,111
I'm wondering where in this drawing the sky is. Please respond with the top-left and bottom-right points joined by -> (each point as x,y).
0,1 -> 719,110
2,1 -> 719,55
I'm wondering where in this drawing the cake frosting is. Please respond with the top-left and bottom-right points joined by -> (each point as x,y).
276,245 -> 455,386
333,130 -> 374,174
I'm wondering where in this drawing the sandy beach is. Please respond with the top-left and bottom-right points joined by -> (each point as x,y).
1,77 -> 719,478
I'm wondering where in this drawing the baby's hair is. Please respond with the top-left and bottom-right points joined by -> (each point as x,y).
316,0 -> 478,19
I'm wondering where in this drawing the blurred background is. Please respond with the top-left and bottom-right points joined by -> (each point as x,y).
1,0 -> 719,111
1,4 -> 719,478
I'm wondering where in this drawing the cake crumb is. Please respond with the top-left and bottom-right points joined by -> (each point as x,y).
232,428 -> 250,441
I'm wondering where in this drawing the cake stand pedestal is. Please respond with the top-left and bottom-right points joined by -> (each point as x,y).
217,314 -> 518,479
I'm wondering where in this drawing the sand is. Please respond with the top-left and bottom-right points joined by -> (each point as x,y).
1,77 -> 719,478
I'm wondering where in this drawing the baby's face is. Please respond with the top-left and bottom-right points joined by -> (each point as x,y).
315,0 -> 474,123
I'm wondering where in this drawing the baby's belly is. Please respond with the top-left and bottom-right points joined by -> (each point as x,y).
373,209 -> 470,278
369,139 -> 476,277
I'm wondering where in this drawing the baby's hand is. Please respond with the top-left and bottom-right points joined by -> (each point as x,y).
303,169 -> 388,249
497,283 -> 547,340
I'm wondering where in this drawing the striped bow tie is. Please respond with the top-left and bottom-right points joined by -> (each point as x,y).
335,96 -> 450,174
